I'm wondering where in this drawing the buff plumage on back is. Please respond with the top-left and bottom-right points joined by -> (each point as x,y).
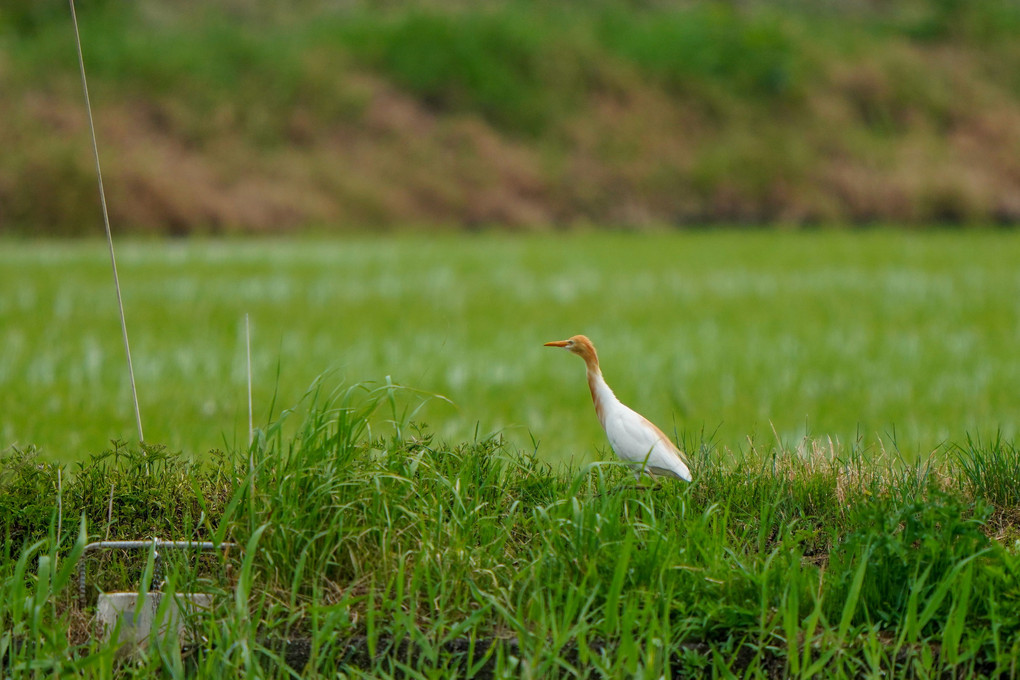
544,335 -> 692,482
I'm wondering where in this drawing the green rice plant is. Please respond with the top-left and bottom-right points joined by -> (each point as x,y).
3,234 -> 1020,464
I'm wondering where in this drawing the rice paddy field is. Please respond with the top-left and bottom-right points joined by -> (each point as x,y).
2,230 -> 1020,462
3,230 -> 1020,678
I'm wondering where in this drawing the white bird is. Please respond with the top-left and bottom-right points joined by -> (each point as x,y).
544,335 -> 692,482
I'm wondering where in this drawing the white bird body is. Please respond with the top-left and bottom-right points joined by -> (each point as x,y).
545,335 -> 692,482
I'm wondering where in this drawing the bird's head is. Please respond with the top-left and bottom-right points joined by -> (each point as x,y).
544,334 -> 599,365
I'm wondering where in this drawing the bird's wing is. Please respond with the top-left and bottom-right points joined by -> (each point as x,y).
604,406 -> 692,481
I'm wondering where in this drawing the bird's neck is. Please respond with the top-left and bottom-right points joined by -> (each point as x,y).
585,363 -> 618,427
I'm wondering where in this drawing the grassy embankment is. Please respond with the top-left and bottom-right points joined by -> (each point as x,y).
3,381 -> 1020,678
3,0 -> 1020,233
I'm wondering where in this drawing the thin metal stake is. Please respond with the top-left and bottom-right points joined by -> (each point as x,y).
68,0 -> 143,442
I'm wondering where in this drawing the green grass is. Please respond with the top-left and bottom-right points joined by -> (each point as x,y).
2,381 -> 1020,677
10,0 -> 1017,132
2,232 -> 1020,464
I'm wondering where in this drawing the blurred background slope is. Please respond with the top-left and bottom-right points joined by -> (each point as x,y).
2,0 -> 1019,234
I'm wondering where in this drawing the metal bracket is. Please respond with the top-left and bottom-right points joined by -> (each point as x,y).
78,540 -> 236,602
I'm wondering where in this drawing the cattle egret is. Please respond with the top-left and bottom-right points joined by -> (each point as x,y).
545,335 -> 692,482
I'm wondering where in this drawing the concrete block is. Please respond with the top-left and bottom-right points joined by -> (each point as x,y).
97,592 -> 211,654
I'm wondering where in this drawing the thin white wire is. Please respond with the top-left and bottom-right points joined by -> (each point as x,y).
246,314 -> 253,447
246,314 -> 255,500
68,0 -> 144,442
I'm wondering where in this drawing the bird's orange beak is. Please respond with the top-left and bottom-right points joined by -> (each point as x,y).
544,340 -> 569,347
